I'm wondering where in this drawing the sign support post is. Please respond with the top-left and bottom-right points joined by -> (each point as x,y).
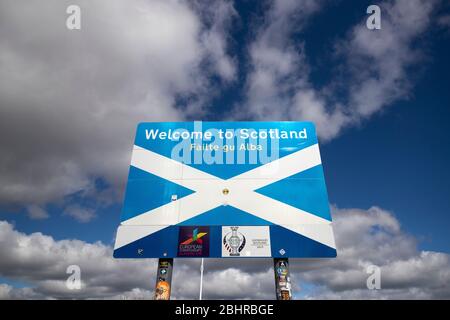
274,258 -> 292,300
154,258 -> 173,300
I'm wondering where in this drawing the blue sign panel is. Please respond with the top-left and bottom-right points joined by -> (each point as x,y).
113,122 -> 337,258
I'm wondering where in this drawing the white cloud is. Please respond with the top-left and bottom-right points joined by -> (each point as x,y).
63,205 -> 96,223
0,206 -> 449,299
0,284 -> 45,300
239,0 -> 321,121
0,0 -> 443,214
26,205 -> 49,220
0,0 -> 236,208
438,14 -> 450,28
197,0 -> 238,82
0,220 -> 156,299
294,207 -> 450,299
0,284 -> 12,299
0,0 -> 448,299
242,0 -> 439,141
344,0 -> 436,118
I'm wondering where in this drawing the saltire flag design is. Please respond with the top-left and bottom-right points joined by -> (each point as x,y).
113,122 -> 337,258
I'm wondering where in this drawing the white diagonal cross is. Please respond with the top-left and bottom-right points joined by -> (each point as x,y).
115,144 -> 335,249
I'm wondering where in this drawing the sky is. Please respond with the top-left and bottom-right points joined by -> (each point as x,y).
0,0 -> 450,299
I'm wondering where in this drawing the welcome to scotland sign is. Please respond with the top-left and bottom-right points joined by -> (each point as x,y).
113,122 -> 337,258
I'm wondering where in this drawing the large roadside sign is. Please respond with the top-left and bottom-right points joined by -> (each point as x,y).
113,122 -> 336,258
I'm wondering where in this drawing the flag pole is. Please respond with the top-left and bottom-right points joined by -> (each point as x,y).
199,258 -> 204,300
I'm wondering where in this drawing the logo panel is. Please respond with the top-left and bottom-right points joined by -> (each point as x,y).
222,226 -> 271,257
177,226 -> 210,257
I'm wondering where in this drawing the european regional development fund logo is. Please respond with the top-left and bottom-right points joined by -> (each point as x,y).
177,227 -> 210,257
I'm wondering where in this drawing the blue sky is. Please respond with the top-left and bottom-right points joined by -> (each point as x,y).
209,0 -> 450,253
0,0 -> 450,299
2,0 -> 449,252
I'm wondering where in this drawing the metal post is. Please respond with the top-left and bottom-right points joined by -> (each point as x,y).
154,258 -> 173,300
199,258 -> 204,300
274,258 -> 292,300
